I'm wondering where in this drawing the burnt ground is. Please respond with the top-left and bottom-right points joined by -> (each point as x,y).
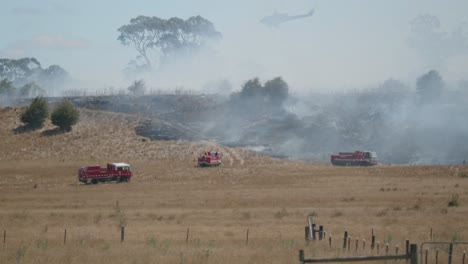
16,94 -> 291,158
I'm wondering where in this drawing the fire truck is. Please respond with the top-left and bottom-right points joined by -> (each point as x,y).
198,151 -> 222,167
78,163 -> 132,184
331,151 -> 378,166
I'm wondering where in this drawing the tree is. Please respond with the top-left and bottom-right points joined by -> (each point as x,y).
117,16 -> 165,69
20,96 -> 49,129
118,15 -> 221,69
51,101 -> 79,132
19,82 -> 46,97
239,78 -> 263,99
416,70 -> 444,102
0,78 -> 16,97
127,79 -> 146,96
264,77 -> 289,105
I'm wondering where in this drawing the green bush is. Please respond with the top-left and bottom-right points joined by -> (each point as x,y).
51,101 -> 79,131
20,96 -> 49,129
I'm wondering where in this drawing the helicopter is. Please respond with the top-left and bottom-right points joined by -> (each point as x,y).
260,8 -> 314,27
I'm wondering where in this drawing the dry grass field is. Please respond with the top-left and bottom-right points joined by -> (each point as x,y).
0,107 -> 467,264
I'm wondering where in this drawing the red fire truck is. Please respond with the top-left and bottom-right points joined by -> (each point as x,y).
331,151 -> 378,166
198,151 -> 222,167
78,163 -> 132,184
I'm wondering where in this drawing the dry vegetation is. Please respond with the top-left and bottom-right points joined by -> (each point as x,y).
0,107 -> 467,263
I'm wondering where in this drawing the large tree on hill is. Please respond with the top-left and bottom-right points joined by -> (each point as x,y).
117,15 -> 221,70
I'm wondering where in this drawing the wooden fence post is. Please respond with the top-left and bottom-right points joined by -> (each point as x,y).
385,243 -> 389,255
371,235 -> 375,250
363,239 -> 366,251
246,228 -> 249,246
186,228 -> 190,244
299,249 -> 305,264
410,244 -> 418,264
120,225 -> 125,242
436,248 -> 439,264
329,234 -> 332,247
377,241 -> 380,255
355,238 -> 359,252
396,245 -> 399,254
425,249 -> 428,264
405,240 -> 410,255
64,229 -> 67,245
305,226 -> 310,243
343,231 -> 348,249
448,243 -> 453,264
319,226 -> 324,240
462,250 -> 465,264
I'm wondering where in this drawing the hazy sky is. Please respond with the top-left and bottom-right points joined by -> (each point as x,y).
1,0 -> 467,91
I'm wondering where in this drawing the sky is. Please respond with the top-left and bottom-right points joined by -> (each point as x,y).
1,0 -> 467,92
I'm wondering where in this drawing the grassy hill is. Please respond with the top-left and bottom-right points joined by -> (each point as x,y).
0,106 -> 467,264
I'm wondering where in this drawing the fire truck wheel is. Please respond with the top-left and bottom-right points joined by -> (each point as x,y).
91,179 -> 98,184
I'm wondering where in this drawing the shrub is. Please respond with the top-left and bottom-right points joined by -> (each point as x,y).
20,96 -> 49,129
51,101 -> 79,131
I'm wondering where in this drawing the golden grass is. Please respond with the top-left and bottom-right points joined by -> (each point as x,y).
0,107 -> 467,263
